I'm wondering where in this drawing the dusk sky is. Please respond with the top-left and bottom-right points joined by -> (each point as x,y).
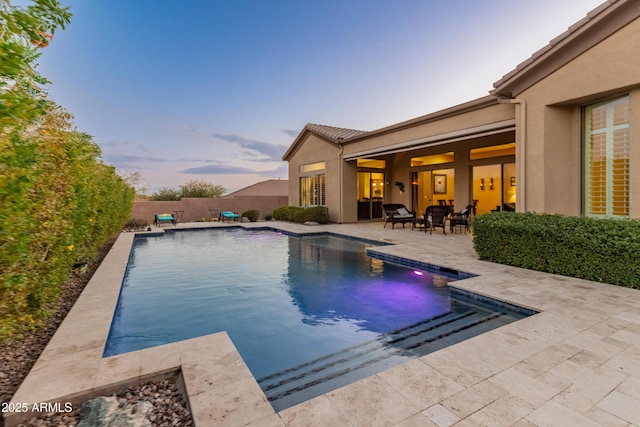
36,0 -> 604,194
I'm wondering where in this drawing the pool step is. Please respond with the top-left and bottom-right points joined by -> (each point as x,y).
260,302 -> 510,411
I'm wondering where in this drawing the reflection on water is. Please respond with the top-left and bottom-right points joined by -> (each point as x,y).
104,229 -> 455,379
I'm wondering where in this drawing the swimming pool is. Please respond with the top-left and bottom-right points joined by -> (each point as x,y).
105,228 -> 533,410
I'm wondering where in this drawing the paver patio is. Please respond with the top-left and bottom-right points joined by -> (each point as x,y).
5,221 -> 640,426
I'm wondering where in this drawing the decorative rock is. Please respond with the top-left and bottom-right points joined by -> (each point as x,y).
77,396 -> 117,426
304,221 -> 319,226
77,396 -> 153,427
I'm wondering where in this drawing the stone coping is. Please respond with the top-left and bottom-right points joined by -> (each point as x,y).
5,221 -> 640,426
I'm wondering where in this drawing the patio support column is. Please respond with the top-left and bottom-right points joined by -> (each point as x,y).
498,97 -> 527,212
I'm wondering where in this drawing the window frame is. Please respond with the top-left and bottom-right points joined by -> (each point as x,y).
299,173 -> 326,206
583,95 -> 630,218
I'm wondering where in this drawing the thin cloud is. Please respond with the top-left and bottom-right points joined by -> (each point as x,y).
102,154 -> 169,164
181,164 -> 259,175
212,133 -> 288,162
101,140 -> 152,153
259,164 -> 288,178
281,128 -> 300,138
181,163 -> 288,177
176,157 -> 222,163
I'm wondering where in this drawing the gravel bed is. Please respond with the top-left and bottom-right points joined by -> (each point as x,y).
17,377 -> 193,427
0,239 -> 194,427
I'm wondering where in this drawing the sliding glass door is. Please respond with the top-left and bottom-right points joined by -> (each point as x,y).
357,172 -> 385,220
472,163 -> 515,215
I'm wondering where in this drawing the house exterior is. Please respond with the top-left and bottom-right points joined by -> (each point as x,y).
283,0 -> 640,223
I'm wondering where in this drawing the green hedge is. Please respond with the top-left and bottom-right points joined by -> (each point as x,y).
0,1 -> 133,342
273,206 -> 330,224
273,206 -> 303,221
0,109 -> 134,342
472,212 -> 640,289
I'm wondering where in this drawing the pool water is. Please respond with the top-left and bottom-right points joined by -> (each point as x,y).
105,228 -> 530,410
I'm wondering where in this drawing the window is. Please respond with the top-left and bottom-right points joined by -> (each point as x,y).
356,158 -> 386,169
585,96 -> 630,218
300,174 -> 325,206
410,152 -> 454,167
300,162 -> 325,173
469,143 -> 515,160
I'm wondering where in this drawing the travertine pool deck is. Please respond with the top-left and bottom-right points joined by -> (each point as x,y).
5,221 -> 640,426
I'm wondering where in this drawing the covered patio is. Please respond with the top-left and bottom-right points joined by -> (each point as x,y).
285,97 -> 519,224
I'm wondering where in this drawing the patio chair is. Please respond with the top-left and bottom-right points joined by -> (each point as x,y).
382,203 -> 416,229
154,213 -> 176,226
219,211 -> 240,222
449,204 -> 473,234
422,205 -> 448,235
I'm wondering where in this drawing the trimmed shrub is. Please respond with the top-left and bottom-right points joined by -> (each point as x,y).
472,212 -> 640,289
293,206 -> 330,224
272,206 -> 330,224
242,209 -> 260,222
273,206 -> 304,221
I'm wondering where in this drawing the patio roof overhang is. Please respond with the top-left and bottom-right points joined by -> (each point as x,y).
343,119 -> 515,161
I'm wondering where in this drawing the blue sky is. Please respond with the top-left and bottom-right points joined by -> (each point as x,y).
36,0 -> 604,194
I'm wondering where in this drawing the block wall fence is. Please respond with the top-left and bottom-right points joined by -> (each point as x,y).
131,195 -> 289,223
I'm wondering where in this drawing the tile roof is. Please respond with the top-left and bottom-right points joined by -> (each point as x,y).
282,123 -> 368,161
305,123 -> 368,142
492,0 -> 637,97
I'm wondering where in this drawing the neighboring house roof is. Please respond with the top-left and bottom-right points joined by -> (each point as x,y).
282,123 -> 367,161
493,0 -> 640,98
224,179 -> 288,197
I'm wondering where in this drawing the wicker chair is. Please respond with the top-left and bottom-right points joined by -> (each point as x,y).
382,204 -> 416,228
422,205 -> 448,235
449,204 -> 473,234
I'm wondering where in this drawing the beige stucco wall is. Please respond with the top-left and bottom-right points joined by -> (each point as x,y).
518,18 -> 640,218
286,133 -> 343,222
342,103 -> 514,157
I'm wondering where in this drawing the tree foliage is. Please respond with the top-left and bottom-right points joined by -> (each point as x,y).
150,180 -> 227,200
0,1 -> 134,342
150,186 -> 182,201
179,179 -> 226,198
0,0 -> 71,133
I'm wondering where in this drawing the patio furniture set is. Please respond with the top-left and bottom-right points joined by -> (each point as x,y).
382,203 -> 474,235
153,209 -> 241,227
